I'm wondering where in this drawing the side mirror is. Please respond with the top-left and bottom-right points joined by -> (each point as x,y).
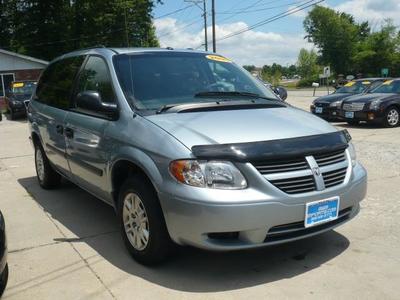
274,86 -> 288,101
76,91 -> 118,120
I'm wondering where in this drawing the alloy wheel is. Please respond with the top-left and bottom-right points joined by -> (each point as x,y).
387,108 -> 399,126
35,148 -> 45,182
122,192 -> 150,251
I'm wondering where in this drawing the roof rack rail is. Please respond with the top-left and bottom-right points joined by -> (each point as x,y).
166,47 -> 174,50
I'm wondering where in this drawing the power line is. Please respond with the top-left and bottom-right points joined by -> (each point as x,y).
217,1 -> 307,15
153,4 -> 195,20
196,0 -> 323,49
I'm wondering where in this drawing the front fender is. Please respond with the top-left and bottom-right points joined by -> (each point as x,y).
108,147 -> 164,193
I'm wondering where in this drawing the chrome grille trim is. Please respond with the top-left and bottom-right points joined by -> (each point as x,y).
254,158 -> 308,174
343,103 -> 364,111
252,148 -> 350,194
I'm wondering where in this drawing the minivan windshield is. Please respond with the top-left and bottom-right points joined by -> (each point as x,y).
113,52 -> 278,110
370,80 -> 400,94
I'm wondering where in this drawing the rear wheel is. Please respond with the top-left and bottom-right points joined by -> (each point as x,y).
383,106 -> 399,127
118,176 -> 172,265
34,144 -> 61,189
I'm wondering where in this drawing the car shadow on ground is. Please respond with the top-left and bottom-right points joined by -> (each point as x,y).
332,121 -> 387,130
18,176 -> 350,292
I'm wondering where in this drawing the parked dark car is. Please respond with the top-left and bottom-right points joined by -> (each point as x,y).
310,78 -> 385,120
0,211 -> 8,297
338,78 -> 400,127
5,81 -> 37,120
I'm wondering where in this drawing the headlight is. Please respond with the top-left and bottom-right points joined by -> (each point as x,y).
11,100 -> 23,106
369,99 -> 381,110
330,100 -> 342,107
169,160 -> 247,189
347,142 -> 357,167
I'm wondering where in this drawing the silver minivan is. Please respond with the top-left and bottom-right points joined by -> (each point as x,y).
28,48 -> 367,265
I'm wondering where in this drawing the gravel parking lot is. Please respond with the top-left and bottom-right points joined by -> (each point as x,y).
0,89 -> 399,299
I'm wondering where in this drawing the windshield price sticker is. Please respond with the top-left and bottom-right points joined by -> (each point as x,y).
13,82 -> 24,88
206,55 -> 231,63
362,81 -> 371,85
344,81 -> 355,87
383,80 -> 394,85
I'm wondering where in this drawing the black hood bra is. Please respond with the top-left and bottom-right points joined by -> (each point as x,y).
192,130 -> 351,162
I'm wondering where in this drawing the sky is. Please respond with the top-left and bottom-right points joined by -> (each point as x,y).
152,0 -> 400,66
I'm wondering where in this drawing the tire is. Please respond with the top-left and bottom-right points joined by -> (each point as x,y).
118,176 -> 172,265
0,264 -> 8,297
9,109 -> 14,120
347,120 -> 359,126
34,143 -> 61,189
383,106 -> 400,128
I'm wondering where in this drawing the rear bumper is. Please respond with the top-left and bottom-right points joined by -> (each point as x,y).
159,163 -> 367,251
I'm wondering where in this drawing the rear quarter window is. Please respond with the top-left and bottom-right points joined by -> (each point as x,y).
36,56 -> 85,109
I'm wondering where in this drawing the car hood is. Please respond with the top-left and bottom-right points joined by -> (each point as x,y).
314,93 -> 354,103
343,93 -> 398,103
145,107 -> 337,149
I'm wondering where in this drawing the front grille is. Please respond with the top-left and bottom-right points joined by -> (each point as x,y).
264,207 -> 352,243
252,149 -> 349,195
343,103 -> 364,111
269,175 -> 316,194
253,157 -> 308,174
315,102 -> 330,107
314,150 -> 346,166
322,167 -> 347,188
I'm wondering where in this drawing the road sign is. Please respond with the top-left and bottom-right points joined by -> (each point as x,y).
381,68 -> 389,77
323,66 -> 330,77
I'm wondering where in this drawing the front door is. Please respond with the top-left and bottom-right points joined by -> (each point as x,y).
65,56 -> 117,202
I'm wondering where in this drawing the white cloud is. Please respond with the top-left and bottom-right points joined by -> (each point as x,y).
335,0 -> 400,26
154,18 -> 313,66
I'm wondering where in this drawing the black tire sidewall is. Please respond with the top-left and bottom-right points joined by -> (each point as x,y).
117,176 -> 171,265
0,264 -> 8,297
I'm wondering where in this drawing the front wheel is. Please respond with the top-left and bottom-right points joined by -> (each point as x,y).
384,106 -> 399,127
118,176 -> 172,265
34,144 -> 61,189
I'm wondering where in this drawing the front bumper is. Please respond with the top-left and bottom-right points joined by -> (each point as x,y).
310,105 -> 340,120
338,109 -> 385,123
159,163 -> 367,251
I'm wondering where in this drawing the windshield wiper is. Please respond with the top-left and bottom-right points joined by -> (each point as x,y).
194,91 -> 277,101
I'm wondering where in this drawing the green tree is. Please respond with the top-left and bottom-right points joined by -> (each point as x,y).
304,5 -> 370,74
2,0 -> 161,61
353,21 -> 400,76
296,48 -> 320,79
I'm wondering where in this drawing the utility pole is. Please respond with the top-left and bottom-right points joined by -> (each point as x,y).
211,0 -> 216,52
185,0 -> 208,51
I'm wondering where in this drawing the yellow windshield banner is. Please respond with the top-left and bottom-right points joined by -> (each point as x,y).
205,55 -> 231,63
13,82 -> 24,88
383,80 -> 393,85
362,81 -> 371,85
344,81 -> 355,87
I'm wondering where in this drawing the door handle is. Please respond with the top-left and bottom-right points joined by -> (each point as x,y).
56,125 -> 63,135
65,127 -> 74,139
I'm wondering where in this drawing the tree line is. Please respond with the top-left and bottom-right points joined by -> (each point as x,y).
0,0 -> 160,61
246,5 -> 400,86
